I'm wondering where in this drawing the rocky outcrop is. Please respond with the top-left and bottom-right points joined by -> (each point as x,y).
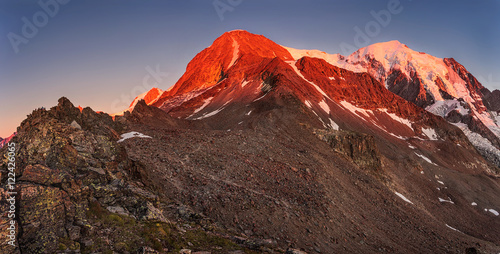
386,69 -> 434,108
0,97 -> 253,253
315,129 -> 382,171
119,99 -> 185,129
482,89 -> 500,112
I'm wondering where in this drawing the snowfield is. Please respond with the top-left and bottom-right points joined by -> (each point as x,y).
118,131 -> 153,142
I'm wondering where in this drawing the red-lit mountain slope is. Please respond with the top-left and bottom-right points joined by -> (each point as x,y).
138,31 -> 498,171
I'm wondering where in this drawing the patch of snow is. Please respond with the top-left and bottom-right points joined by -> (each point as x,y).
453,123 -> 500,167
445,224 -> 460,232
283,46 -> 342,67
246,110 -> 252,116
385,132 -> 407,140
471,202 -> 477,206
380,109 -> 413,130
439,197 -> 455,204
420,171 -> 424,174
329,77 -> 336,80
415,153 -> 438,166
395,192 -> 413,204
426,100 -> 470,117
286,61 -> 331,99
308,109 -> 328,129
408,144 -> 416,149
193,107 -> 225,120
421,128 -> 439,140
475,111 -> 500,138
188,97 -> 213,118
253,93 -> 267,102
117,132 -> 152,143
487,209 -> 499,216
339,101 -> 373,119
159,87 -> 209,111
282,46 -> 366,73
238,121 -> 243,125
304,100 -> 313,108
437,180 -> 445,185
318,100 -> 330,114
339,102 -> 409,139
228,38 -> 239,68
329,118 -> 339,131
241,80 -> 251,88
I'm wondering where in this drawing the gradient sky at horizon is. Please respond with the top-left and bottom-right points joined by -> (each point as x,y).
1,0 -> 499,137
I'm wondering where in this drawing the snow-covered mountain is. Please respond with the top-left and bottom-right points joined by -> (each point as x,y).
340,41 -> 500,166
279,40 -> 500,166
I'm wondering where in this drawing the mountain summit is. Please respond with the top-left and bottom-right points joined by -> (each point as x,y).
151,30 -> 294,110
342,40 -> 500,166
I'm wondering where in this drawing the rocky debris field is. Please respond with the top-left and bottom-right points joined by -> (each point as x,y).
0,97 -> 499,254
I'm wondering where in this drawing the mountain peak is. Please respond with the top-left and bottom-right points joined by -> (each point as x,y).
128,87 -> 163,108
151,30 -> 294,107
364,40 -> 408,50
222,29 -> 252,36
351,40 -> 416,61
212,29 -> 262,46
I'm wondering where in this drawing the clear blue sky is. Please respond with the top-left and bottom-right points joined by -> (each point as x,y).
1,0 -> 499,137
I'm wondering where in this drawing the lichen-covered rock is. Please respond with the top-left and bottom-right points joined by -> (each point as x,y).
0,97 -> 253,253
0,97 -> 143,253
17,183 -> 72,253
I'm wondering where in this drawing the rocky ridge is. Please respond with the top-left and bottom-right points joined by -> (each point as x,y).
0,98 -> 266,253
